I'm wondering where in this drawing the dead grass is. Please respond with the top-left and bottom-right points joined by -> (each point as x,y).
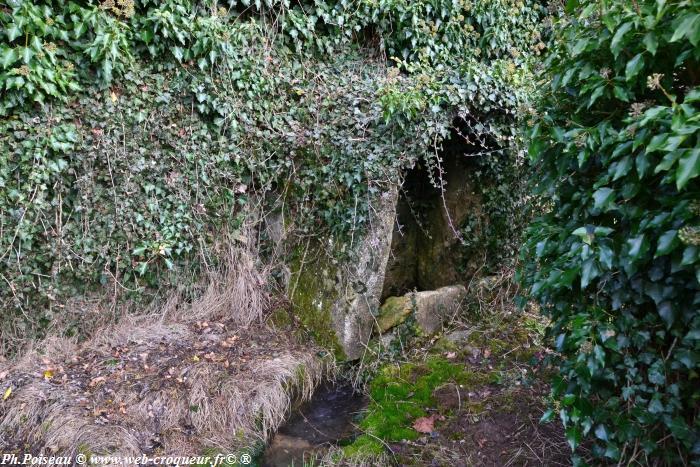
310,448 -> 393,467
0,238 -> 328,456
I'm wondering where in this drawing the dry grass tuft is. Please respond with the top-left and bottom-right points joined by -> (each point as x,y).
0,242 -> 327,456
309,448 -> 393,467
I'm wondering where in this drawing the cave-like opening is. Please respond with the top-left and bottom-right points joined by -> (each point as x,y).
381,123 -> 484,299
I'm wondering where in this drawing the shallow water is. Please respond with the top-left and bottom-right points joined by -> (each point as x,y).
261,383 -> 366,466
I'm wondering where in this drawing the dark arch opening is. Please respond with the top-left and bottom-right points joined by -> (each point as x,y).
381,122 -> 485,299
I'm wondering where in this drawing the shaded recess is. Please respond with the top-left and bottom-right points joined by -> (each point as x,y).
382,125 -> 484,300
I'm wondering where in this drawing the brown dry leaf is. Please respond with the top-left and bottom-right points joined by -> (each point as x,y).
445,351 -> 457,359
413,414 -> 437,433
483,348 -> 492,358
89,376 -> 106,387
0,370 -> 8,380
221,336 -> 239,349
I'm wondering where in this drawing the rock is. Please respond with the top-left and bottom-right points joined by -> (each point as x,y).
413,285 -> 467,334
376,295 -> 413,332
289,185 -> 399,360
444,329 -> 473,345
262,434 -> 315,467
377,285 -> 467,335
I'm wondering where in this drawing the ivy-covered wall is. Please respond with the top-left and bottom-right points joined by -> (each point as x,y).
1,0 -> 548,351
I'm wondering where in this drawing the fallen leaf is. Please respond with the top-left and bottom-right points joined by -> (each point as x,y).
89,376 -> 106,387
3,387 -> 11,400
413,414 -> 437,433
43,369 -> 54,380
192,355 -> 200,362
445,351 -> 457,359
110,91 -> 117,103
0,370 -> 8,380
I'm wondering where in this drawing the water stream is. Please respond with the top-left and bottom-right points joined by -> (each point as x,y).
261,383 -> 367,466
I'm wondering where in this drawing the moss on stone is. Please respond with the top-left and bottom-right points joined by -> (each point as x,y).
289,247 -> 346,360
376,295 -> 413,332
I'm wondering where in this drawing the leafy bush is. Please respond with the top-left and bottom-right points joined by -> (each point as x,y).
521,1 -> 700,464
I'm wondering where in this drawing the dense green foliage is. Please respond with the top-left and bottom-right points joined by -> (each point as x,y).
521,1 -> 700,464
1,0 -> 546,349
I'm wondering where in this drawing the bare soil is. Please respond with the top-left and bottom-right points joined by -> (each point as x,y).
387,368 -> 569,466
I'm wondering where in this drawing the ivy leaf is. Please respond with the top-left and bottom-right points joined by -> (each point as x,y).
592,187 -> 615,211
562,393 -> 577,406
136,262 -> 148,276
565,0 -> 580,14
625,53 -> 644,81
132,245 -> 147,256
681,246 -> 698,266
684,88 -> 700,103
581,258 -> 599,288
671,14 -> 700,46
668,417 -> 694,444
636,151 -> 651,178
6,24 -> 21,42
20,46 -> 34,64
599,245 -> 614,269
676,148 -> 700,190
0,47 -> 17,69
658,301 -> 675,327
172,47 -> 184,62
655,150 -> 682,173
648,396 -> 664,414
594,424 -> 609,441
643,32 -> 658,55
572,38 -> 589,56
540,408 -> 555,423
566,426 -> 582,450
646,133 -> 668,153
655,230 -> 677,257
627,235 -> 648,261
588,85 -> 605,108
610,22 -> 633,58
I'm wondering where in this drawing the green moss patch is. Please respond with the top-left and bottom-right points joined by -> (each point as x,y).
343,357 -> 487,456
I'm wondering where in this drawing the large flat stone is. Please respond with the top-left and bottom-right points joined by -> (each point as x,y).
377,284 -> 467,335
